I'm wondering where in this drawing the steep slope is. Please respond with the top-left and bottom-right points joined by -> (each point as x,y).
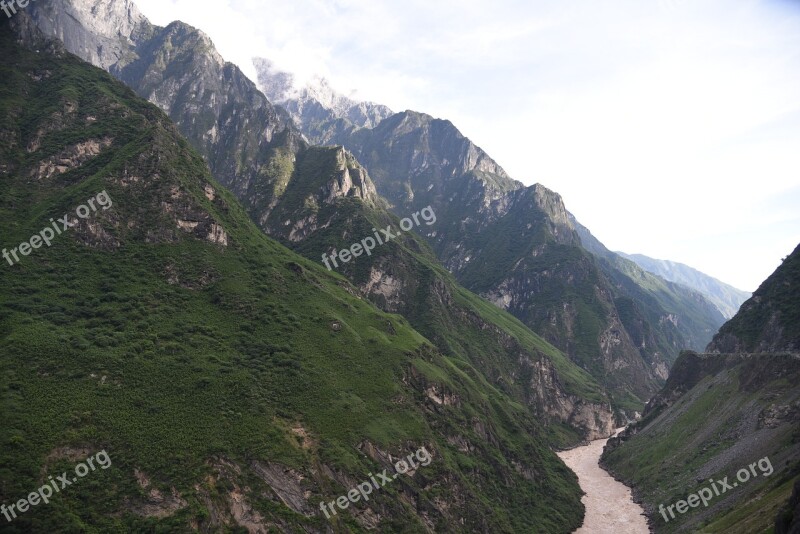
707,243 -> 800,353
23,0 -> 156,71
30,0 -> 726,415
253,55 -> 727,408
317,109 -> 725,410
29,0 -> 294,202
618,252 -> 751,319
574,216 -> 727,369
244,144 -> 615,444
24,0 -> 619,443
0,20 -> 586,533
602,242 -> 800,533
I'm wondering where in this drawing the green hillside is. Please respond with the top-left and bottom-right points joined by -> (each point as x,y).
251,144 -> 613,444
601,243 -> 800,533
0,23 -> 583,533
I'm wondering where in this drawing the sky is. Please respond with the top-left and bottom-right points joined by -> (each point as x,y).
135,0 -> 800,292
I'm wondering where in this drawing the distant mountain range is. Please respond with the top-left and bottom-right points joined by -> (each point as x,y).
618,252 -> 751,319
253,57 -> 394,138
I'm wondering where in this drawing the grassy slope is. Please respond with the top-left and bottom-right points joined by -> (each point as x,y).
602,353 -> 800,533
600,253 -> 725,354
603,243 -> 800,533
261,157 -> 610,444
0,25 -> 583,532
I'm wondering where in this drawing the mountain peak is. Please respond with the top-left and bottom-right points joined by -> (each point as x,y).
252,57 -> 393,132
251,57 -> 297,102
30,0 -> 153,70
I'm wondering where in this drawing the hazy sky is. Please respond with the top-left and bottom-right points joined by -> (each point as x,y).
135,0 -> 800,292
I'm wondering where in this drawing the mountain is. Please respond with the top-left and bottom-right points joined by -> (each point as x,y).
253,57 -> 394,144
29,0 -> 725,416
253,61 -> 728,412
618,252 -> 751,319
32,0 -> 726,421
292,106 -> 726,409
28,0 -> 295,204
23,0 -> 619,445
0,17 -> 590,532
572,217 -> 727,367
602,242 -> 800,533
242,143 -> 616,444
707,244 -> 800,353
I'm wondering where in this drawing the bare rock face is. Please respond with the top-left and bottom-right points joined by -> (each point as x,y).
321,148 -> 379,205
525,357 -> 616,441
250,461 -> 312,517
128,469 -> 188,519
29,0 -> 154,71
31,137 -> 112,180
28,0 -> 291,204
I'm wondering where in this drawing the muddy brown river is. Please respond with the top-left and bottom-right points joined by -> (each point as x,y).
557,430 -> 650,533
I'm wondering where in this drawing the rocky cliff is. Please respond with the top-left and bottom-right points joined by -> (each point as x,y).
29,0 -> 294,203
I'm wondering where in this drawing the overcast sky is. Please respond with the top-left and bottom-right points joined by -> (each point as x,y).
135,0 -> 800,292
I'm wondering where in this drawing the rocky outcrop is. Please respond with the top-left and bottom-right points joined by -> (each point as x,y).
128,469 -> 188,518
525,357 -> 615,440
31,137 -> 112,180
29,0 -> 155,71
321,148 -> 379,205
250,461 -> 312,516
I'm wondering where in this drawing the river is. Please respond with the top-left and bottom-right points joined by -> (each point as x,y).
557,430 -> 650,533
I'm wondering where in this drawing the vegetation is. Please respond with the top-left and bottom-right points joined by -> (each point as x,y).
710,243 -> 800,351
602,353 -> 800,533
0,24 -> 586,532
